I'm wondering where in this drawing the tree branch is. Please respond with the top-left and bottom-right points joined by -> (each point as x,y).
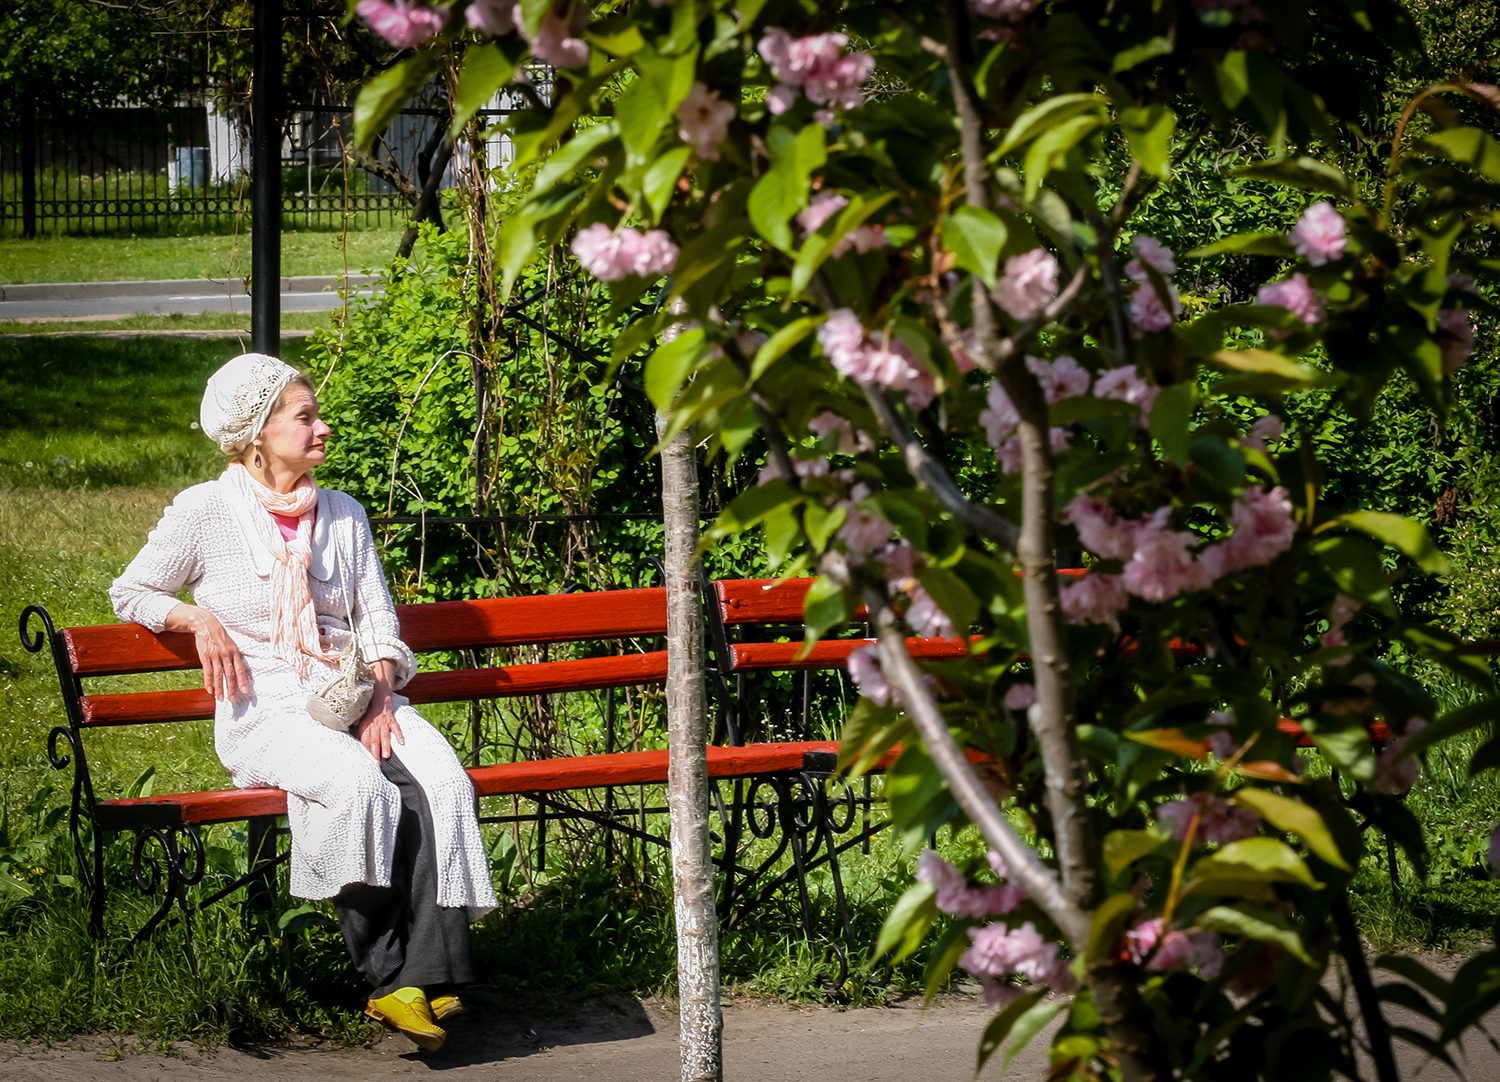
944,0 -> 1096,915
858,580 -> 1087,945
861,384 -> 1020,551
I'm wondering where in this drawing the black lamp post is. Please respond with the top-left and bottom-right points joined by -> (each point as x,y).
251,0 -> 281,355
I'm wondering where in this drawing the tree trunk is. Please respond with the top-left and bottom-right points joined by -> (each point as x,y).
657,414 -> 723,1082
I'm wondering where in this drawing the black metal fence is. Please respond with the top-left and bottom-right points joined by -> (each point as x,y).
0,91 -> 416,238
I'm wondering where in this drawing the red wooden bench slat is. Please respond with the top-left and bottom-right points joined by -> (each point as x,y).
728,636 -> 974,671
92,740 -> 995,827
714,578 -> 873,625
63,588 -> 669,677
79,652 -> 672,727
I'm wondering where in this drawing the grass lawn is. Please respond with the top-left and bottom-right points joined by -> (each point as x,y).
0,310 -> 335,336
0,230 -> 411,285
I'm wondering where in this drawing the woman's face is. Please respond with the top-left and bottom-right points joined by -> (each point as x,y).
256,384 -> 332,475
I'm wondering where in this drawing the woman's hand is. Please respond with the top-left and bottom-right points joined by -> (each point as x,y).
355,659 -> 404,759
166,603 -> 249,702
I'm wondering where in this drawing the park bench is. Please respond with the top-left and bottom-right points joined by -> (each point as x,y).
20,579 -> 950,972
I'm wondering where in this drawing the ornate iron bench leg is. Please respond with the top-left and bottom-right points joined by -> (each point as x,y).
120,824 -> 206,968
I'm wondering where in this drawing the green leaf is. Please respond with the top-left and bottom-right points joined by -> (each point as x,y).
644,326 -> 711,410
1374,954 -> 1452,1005
1230,789 -> 1351,871
875,880 -> 938,961
353,52 -> 440,155
997,93 -> 1106,156
916,565 -> 978,637
801,574 -> 850,646
531,121 -> 621,198
706,481 -> 801,541
1103,828 -> 1170,877
1403,696 -> 1500,759
124,765 -> 156,800
1195,905 -> 1312,965
1439,948 -> 1500,1043
1086,893 -> 1140,964
790,191 -> 897,296
1023,114 -> 1104,202
1190,836 -> 1320,894
451,40 -> 524,137
1419,127 -> 1500,182
1111,36 -> 1173,74
1332,510 -> 1449,574
886,744 -> 961,855
839,697 -> 909,776
1050,395 -> 1138,425
1187,232 -> 1297,259
1148,382 -> 1196,465
748,123 -> 826,252
941,206 -> 1008,288
643,145 -> 693,221
750,314 -> 825,381
1232,156 -> 1351,196
1209,348 -> 1336,390
1120,105 -> 1176,178
803,503 -> 847,553
1000,997 -> 1068,1074
518,0 -> 551,38
924,922 -> 973,1004
974,991 -> 1047,1077
1313,535 -> 1394,611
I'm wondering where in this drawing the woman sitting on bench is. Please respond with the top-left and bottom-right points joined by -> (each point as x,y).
109,353 -> 495,1052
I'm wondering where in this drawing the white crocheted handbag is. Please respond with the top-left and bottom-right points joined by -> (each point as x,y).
306,526 -> 376,731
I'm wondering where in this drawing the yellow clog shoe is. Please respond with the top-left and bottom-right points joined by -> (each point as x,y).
365,987 -> 446,1052
429,994 -> 464,1022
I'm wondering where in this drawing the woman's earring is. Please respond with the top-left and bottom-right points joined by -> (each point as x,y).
254,449 -> 262,468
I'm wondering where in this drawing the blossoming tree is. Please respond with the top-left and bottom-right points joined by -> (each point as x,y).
351,0 -> 1500,1077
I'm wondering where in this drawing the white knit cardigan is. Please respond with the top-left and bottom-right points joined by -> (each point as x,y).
110,476 -> 497,914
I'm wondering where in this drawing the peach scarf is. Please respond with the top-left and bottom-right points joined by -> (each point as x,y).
227,463 -> 339,675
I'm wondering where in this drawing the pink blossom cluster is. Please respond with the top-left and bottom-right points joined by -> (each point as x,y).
1059,572 -> 1131,626
1092,364 -> 1160,421
846,643 -> 894,706
960,920 -> 1077,1006
1257,272 -> 1324,326
1125,235 -> 1182,332
1374,716 -> 1426,796
571,223 -> 678,282
675,82 -> 737,161
979,355 -> 1087,473
994,248 -> 1059,321
1206,709 -> 1238,761
1064,486 -> 1297,605
809,411 -> 869,454
529,6 -> 590,68
1156,791 -> 1261,845
1321,593 -> 1362,657
758,28 -> 875,121
1198,484 -> 1298,579
1289,201 -> 1346,266
917,850 -> 1025,920
1240,414 -> 1283,454
818,309 -> 935,410
875,541 -> 954,637
357,0 -> 448,48
1125,918 -> 1226,979
797,191 -> 888,255
839,504 -> 895,556
465,0 -> 517,36
1003,683 -> 1037,711
971,0 -> 1036,20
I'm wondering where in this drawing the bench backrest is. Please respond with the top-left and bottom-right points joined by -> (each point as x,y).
64,587 -> 671,728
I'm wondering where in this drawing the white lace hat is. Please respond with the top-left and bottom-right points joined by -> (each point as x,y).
199,353 -> 299,455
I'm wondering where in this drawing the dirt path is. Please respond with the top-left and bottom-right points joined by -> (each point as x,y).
4,974 -> 1497,1081
2,993 -> 1032,1082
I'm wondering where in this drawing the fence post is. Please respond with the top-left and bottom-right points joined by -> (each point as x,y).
658,414 -> 723,1082
251,0 -> 282,355
20,90 -> 37,240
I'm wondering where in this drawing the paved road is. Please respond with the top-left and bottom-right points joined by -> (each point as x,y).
0,276 -> 380,321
